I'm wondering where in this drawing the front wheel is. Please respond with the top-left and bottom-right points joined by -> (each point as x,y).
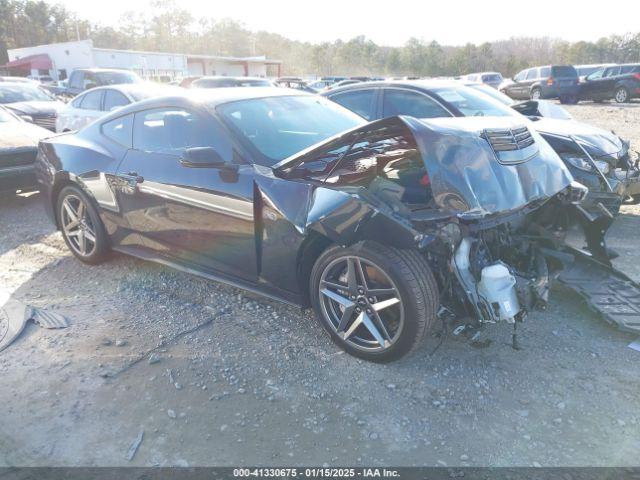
57,185 -> 110,264
530,88 -> 541,100
614,87 -> 630,103
310,242 -> 439,362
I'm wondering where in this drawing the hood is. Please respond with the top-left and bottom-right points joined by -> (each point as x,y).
532,117 -> 623,157
406,116 -> 573,217
0,121 -> 51,151
276,115 -> 573,219
5,100 -> 65,116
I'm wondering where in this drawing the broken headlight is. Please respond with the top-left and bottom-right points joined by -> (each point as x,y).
561,154 -> 610,174
558,180 -> 589,204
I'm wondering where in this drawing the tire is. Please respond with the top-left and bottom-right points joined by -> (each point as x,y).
309,241 -> 439,362
530,88 -> 541,100
614,87 -> 629,103
57,185 -> 110,264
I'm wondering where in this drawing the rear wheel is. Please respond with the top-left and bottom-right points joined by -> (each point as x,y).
310,242 -> 439,362
614,87 -> 630,103
530,88 -> 541,100
57,185 -> 110,264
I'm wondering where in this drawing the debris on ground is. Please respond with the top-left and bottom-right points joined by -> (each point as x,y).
125,429 -> 144,461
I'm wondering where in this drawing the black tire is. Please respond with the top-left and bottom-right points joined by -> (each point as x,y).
310,241 -> 439,362
614,87 -> 630,103
530,88 -> 541,100
56,185 -> 110,264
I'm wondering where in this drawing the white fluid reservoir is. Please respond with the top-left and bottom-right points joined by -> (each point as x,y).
477,263 -> 521,323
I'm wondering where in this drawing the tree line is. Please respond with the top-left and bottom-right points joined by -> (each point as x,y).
1,0 -> 639,77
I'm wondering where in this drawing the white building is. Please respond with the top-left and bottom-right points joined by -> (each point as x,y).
5,40 -> 281,81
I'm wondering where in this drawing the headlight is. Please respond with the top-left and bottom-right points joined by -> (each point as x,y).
19,114 -> 34,123
561,154 -> 610,174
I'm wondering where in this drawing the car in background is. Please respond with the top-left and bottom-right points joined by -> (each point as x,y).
274,77 -> 317,93
56,83 -> 178,133
62,68 -> 143,97
307,77 -> 348,91
579,64 -> 640,103
322,80 -> 637,215
500,65 -> 580,103
462,72 -> 503,89
27,74 -> 56,85
0,82 -> 65,131
190,76 -> 275,89
0,76 -> 38,84
0,106 -> 51,196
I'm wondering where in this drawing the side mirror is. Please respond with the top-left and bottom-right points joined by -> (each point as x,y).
180,147 -> 228,168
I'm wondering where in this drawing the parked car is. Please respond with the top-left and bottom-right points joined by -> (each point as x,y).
322,80 -> 637,215
0,82 -> 65,131
500,65 -> 580,103
36,88 -> 639,361
27,74 -> 56,85
0,76 -> 38,84
463,72 -> 503,89
579,64 -> 640,103
0,106 -> 51,195
56,83 -> 179,133
190,76 -> 274,89
62,68 -> 142,97
274,77 -> 317,93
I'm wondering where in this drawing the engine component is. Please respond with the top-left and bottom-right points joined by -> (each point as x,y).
477,263 -> 521,323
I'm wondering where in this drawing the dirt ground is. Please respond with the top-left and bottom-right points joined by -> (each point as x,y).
1,102 -> 639,467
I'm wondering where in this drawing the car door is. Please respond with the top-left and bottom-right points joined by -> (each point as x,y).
580,68 -> 605,99
113,106 -> 258,281
507,69 -> 527,98
327,88 -> 378,120
66,90 -> 103,131
599,66 -> 621,98
523,68 -> 539,97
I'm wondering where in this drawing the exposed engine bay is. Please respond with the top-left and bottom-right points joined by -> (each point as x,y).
277,115 -> 640,341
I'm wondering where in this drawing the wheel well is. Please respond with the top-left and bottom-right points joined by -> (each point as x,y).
296,232 -> 334,308
50,177 -> 74,229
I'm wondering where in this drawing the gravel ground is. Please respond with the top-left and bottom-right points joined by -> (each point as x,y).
1,103 -> 640,467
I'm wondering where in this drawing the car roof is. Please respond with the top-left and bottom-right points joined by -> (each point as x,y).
74,68 -> 137,74
77,82 -> 179,98
321,78 -> 466,96
195,76 -> 270,81
94,87 -> 310,121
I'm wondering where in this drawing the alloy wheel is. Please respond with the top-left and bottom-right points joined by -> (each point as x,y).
615,88 -> 628,103
531,89 -> 541,100
61,194 -> 97,257
318,255 -> 404,352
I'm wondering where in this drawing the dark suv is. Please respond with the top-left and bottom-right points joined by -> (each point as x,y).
500,65 -> 579,103
579,64 -> 640,103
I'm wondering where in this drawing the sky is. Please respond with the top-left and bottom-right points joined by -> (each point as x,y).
50,0 -> 640,46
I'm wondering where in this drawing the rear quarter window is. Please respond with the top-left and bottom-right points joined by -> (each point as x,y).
102,114 -> 133,147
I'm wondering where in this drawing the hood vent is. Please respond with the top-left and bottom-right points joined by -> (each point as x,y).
483,125 -> 538,164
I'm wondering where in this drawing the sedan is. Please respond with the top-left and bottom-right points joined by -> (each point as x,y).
0,82 -> 65,131
56,83 -> 179,133
37,88 -> 637,362
0,106 -> 51,195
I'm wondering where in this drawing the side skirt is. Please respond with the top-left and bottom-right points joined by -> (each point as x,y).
113,245 -> 304,309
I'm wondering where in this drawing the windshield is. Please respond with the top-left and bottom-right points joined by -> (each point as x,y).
0,84 -> 54,103
467,83 -> 514,106
96,72 -> 140,86
218,95 -> 365,166
432,86 -> 517,117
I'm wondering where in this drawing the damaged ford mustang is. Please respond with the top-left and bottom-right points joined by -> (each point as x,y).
36,88 -> 640,362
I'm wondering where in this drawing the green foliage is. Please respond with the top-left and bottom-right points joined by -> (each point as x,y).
1,0 -> 639,76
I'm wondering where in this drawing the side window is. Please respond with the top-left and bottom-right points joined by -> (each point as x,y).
102,114 -> 133,147
83,72 -> 96,89
514,70 -> 527,82
133,108 -> 215,155
103,90 -> 130,111
382,89 -> 450,119
526,68 -> 538,80
539,67 -> 551,78
605,67 -> 620,77
69,71 -> 83,90
329,90 -> 375,120
79,90 -> 103,110
71,94 -> 84,108
620,65 -> 637,74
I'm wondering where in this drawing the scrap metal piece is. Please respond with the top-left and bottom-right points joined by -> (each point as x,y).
28,306 -> 69,329
0,293 -> 70,353
558,249 -> 640,334
126,429 -> 144,461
